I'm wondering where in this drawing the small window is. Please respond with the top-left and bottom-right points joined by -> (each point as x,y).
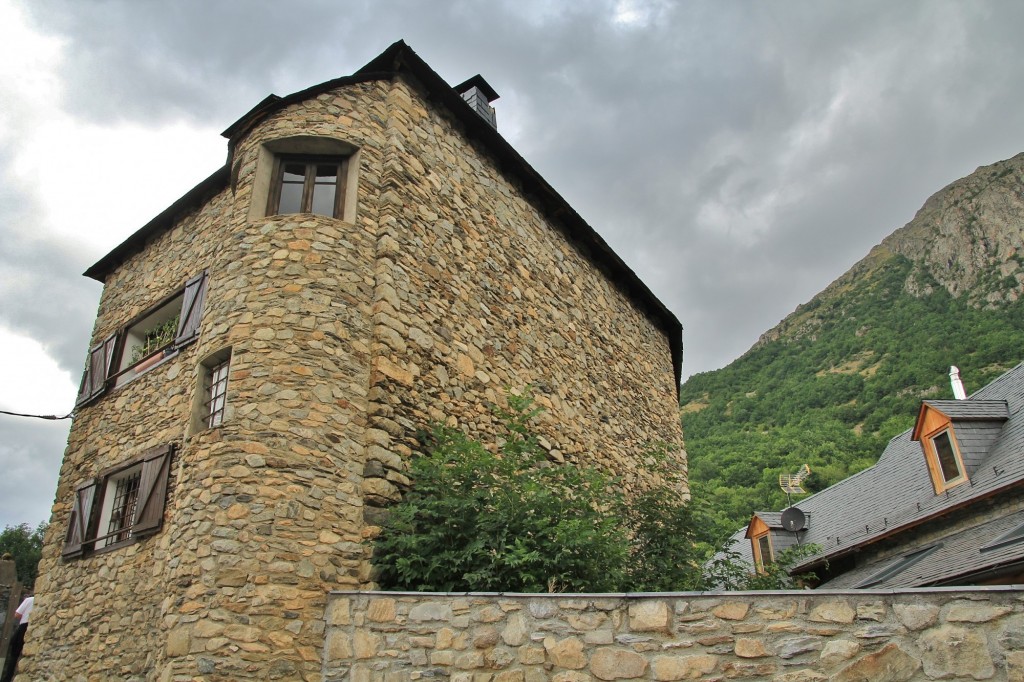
855,544 -> 941,588
96,465 -> 142,547
753,532 -> 773,572
980,521 -> 1024,553
267,156 -> 348,218
924,427 -> 967,492
190,348 -> 231,434
76,272 -> 208,405
62,445 -> 173,559
931,431 -> 962,483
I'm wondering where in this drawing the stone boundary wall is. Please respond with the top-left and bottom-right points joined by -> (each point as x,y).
325,588 -> 1024,681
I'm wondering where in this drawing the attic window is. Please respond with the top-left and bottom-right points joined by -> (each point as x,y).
753,532 -> 773,572
855,544 -> 941,588
267,156 -> 349,218
980,521 -> 1024,553
923,427 -> 967,492
250,136 -> 359,223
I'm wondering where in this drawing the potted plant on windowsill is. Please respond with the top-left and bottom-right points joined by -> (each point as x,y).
131,316 -> 179,372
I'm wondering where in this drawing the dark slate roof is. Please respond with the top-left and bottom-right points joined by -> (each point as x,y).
750,512 -> 784,531
750,362 -> 1024,579
920,399 -> 1010,421
81,41 -> 683,389
821,507 -> 1024,588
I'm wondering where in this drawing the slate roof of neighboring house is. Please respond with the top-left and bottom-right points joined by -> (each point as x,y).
823,507 -> 1024,588
81,41 -> 683,389
750,512 -> 784,530
747,361 -> 1024,585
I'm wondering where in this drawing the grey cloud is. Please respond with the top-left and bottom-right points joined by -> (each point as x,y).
4,0 -> 1024,523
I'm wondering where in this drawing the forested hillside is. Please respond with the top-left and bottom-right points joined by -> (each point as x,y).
681,152 -> 1024,540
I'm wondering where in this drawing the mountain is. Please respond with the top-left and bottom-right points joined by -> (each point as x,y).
681,152 -> 1024,540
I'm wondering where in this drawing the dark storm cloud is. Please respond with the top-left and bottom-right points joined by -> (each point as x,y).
10,0 -> 1024,374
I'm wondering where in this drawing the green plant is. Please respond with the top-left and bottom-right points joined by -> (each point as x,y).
373,393 -> 630,592
373,394 -> 809,593
131,315 -> 179,363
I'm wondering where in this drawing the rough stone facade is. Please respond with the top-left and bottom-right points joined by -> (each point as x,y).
327,588 -> 1024,681
22,49 -> 683,681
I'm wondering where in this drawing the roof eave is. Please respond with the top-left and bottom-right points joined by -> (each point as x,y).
83,165 -> 230,282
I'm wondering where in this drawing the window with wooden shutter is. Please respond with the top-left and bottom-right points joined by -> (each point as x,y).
61,445 -> 174,559
75,334 -> 118,407
132,445 -> 172,536
62,481 -> 98,558
174,271 -> 208,347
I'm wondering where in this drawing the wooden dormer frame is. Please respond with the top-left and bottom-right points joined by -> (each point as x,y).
912,404 -> 969,494
746,515 -> 775,573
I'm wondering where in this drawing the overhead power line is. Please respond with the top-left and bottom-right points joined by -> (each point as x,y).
0,409 -> 73,421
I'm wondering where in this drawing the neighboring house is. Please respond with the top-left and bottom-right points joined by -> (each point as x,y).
742,363 -> 1024,588
23,42 -> 685,680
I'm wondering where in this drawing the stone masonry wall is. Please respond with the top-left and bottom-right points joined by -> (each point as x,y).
326,588 -> 1024,682
360,76 -> 684,529
24,71 -> 684,682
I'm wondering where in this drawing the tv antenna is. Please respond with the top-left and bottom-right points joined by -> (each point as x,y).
779,464 -> 811,507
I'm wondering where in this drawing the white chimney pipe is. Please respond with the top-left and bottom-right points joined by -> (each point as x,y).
950,365 -> 967,400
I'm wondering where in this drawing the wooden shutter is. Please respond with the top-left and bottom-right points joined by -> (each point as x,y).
132,444 -> 173,537
75,333 -> 118,407
62,480 -> 98,558
174,271 -> 208,347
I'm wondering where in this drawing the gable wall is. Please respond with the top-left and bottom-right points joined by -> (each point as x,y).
361,75 -> 685,509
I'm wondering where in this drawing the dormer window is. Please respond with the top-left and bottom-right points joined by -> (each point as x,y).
753,532 -> 773,572
922,426 -> 967,493
910,399 -> 1007,496
930,430 -> 964,484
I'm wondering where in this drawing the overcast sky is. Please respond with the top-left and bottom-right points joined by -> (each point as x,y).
2,0 -> 1023,529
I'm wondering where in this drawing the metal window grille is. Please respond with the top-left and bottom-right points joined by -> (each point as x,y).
105,471 -> 141,546
205,357 -> 230,428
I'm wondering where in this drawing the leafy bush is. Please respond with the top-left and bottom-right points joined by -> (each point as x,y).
373,394 -> 808,592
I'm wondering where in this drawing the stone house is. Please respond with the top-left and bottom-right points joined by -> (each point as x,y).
22,41 -> 684,680
743,363 -> 1024,588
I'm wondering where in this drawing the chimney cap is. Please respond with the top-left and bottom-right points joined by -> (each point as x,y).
454,74 -> 499,102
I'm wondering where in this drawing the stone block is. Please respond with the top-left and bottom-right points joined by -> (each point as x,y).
808,601 -> 855,624
734,638 -> 771,658
651,654 -> 717,680
589,649 -> 648,680
628,601 -> 671,632
545,637 -> 587,670
892,604 -> 937,631
712,602 -> 750,621
918,624 -> 994,679
832,643 -> 920,682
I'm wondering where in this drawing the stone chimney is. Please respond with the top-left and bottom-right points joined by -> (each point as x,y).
454,75 -> 499,129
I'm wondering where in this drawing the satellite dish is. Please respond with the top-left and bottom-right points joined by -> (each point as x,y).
781,507 -> 807,532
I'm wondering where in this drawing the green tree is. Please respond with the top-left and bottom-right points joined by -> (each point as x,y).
0,522 -> 47,590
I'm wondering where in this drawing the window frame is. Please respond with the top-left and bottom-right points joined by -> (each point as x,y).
76,271 -> 208,407
752,531 -> 774,573
62,444 -> 174,559
266,154 -> 349,219
190,347 -> 232,434
923,425 -> 968,493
